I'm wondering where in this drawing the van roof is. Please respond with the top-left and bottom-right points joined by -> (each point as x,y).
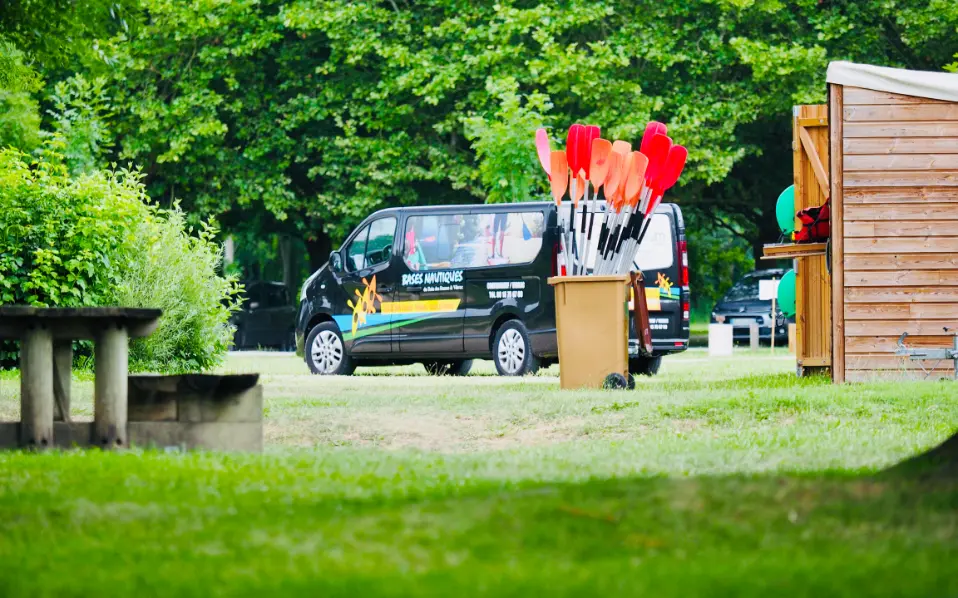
370,200 -> 677,217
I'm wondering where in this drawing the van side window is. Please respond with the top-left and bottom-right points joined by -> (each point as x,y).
365,217 -> 396,268
403,211 -> 544,270
345,225 -> 370,272
634,213 -> 674,271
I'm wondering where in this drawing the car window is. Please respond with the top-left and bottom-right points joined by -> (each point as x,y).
240,283 -> 261,309
264,285 -> 287,308
365,217 -> 396,268
403,211 -> 545,271
345,225 -> 370,272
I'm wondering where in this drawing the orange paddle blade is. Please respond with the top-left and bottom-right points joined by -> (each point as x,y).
589,139 -> 612,189
549,151 -> 568,205
572,173 -> 586,206
625,151 -> 649,206
604,150 -> 623,199
611,139 -> 632,156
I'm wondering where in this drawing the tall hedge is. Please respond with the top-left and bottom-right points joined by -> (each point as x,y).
0,147 -> 240,372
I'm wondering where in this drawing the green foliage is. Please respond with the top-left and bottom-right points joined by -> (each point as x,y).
684,212 -> 755,310
46,75 -> 114,175
105,0 -> 958,274
0,40 -> 41,151
463,77 -> 552,204
115,211 -> 242,373
5,0 -> 958,304
0,147 -> 141,307
0,148 -> 240,371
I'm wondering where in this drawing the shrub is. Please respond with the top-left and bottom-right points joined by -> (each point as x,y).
0,147 -> 240,372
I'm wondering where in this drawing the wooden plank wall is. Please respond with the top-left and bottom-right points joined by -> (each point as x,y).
838,85 -> 958,382
793,105 -> 832,372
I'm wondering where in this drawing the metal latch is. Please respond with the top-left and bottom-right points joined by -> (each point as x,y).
896,327 -> 958,380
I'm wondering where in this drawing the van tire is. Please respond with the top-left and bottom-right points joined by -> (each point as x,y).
629,355 -> 662,377
493,320 -> 539,376
423,360 -> 473,376
305,322 -> 355,376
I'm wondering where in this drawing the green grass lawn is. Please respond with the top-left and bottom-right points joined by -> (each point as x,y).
0,351 -> 956,596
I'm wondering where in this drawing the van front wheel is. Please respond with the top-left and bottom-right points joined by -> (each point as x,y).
306,322 -> 356,376
493,320 -> 539,376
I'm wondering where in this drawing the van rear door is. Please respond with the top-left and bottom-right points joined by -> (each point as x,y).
632,205 -> 686,353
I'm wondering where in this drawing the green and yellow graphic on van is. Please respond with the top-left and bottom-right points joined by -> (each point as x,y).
629,280 -> 679,312
334,277 -> 461,341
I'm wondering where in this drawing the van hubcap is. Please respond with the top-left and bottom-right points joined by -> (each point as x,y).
311,330 -> 343,374
498,329 -> 525,374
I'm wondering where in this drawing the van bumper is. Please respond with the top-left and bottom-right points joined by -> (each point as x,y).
630,338 -> 688,356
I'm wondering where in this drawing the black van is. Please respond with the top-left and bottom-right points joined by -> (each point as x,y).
296,202 -> 689,377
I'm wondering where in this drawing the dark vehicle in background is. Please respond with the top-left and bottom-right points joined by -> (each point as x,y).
295,201 -> 690,377
710,269 -> 793,342
231,281 -> 297,350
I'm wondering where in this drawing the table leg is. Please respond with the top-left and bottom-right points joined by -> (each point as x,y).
94,325 -> 128,449
53,341 -> 72,422
20,325 -> 54,449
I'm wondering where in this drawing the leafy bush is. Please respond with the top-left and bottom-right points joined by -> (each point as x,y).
0,148 -> 240,372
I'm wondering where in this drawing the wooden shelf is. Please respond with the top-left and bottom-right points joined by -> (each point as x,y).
761,242 -> 827,260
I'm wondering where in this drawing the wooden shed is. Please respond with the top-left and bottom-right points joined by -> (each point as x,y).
827,62 -> 958,382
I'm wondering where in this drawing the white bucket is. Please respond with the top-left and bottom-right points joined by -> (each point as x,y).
708,324 -> 734,357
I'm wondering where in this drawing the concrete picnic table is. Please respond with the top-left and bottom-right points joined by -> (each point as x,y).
0,307 -> 161,449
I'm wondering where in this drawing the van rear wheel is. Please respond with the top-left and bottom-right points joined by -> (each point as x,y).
306,322 -> 355,376
629,355 -> 662,377
493,320 -> 539,376
423,360 -> 473,376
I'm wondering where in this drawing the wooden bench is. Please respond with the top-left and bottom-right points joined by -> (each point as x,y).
0,306 -> 161,449
0,307 -> 264,452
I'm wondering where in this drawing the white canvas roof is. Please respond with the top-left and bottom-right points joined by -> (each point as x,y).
826,61 -> 958,103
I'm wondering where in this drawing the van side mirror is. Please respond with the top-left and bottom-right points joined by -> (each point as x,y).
329,251 -> 343,273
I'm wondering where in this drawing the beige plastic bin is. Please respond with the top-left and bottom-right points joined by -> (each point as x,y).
547,275 -> 630,390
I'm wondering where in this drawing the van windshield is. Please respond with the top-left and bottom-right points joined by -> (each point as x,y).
403,211 -> 545,270
723,273 -> 780,302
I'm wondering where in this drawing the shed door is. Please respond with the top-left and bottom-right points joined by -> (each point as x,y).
792,104 -> 833,372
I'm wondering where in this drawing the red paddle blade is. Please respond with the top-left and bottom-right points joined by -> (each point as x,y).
589,139 -> 612,189
582,125 -> 600,178
565,124 -> 584,177
535,128 -> 551,177
549,151 -> 568,205
657,145 -> 688,193
639,121 -> 667,155
625,151 -> 649,205
644,134 -> 672,188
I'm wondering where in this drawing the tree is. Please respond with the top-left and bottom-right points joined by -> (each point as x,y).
103,0 -> 958,297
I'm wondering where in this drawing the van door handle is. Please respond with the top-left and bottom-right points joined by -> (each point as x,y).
379,285 -> 393,294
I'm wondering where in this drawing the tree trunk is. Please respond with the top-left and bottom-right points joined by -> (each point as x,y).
278,235 -> 295,296
305,232 -> 333,273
